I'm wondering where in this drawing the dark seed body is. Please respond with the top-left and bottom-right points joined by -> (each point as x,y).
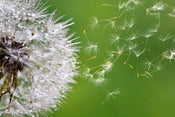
0,36 -> 29,105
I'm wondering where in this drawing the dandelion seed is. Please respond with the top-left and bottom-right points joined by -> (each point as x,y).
110,34 -> 120,44
144,60 -> 152,71
145,71 -> 153,78
127,32 -> 138,41
169,9 -> 175,17
119,20 -> 127,30
91,77 -> 107,87
163,50 -> 175,60
95,68 -> 106,78
107,51 -> 115,60
90,17 -> 99,29
82,68 -> 93,79
133,49 -> 143,58
84,43 -> 98,54
126,19 -> 135,28
102,61 -> 113,72
154,64 -> 163,71
0,0 -> 78,116
148,26 -> 159,33
102,89 -> 120,105
118,49 -> 124,56
152,2 -> 165,11
118,2 -> 126,9
101,4 -> 118,7
109,20 -> 115,29
112,16 -> 118,20
140,73 -> 146,77
143,31 -> 154,38
101,4 -> 109,6
83,29 -> 86,35
132,0 -> 141,5
158,34 -> 173,42
128,43 -> 138,50
103,20 -> 116,30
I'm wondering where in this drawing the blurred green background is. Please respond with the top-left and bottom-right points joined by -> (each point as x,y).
44,0 -> 175,117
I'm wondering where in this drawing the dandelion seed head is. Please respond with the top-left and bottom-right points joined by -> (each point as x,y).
0,0 -> 78,116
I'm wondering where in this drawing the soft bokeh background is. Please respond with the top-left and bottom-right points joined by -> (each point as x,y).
44,0 -> 175,117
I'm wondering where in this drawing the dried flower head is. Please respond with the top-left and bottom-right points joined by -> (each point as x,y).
0,0 -> 78,116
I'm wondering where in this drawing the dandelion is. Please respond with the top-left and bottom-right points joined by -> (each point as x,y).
0,0 -> 78,116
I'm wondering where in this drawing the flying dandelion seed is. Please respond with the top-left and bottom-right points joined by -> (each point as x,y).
152,2 -> 166,11
0,0 -> 78,116
101,89 -> 120,105
169,9 -> 175,17
163,50 -> 175,61
158,34 -> 173,42
84,42 -> 98,54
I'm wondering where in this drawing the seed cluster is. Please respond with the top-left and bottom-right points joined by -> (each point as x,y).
0,36 -> 29,107
0,36 -> 28,73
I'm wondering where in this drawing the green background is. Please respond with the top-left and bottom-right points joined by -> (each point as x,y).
44,0 -> 175,117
